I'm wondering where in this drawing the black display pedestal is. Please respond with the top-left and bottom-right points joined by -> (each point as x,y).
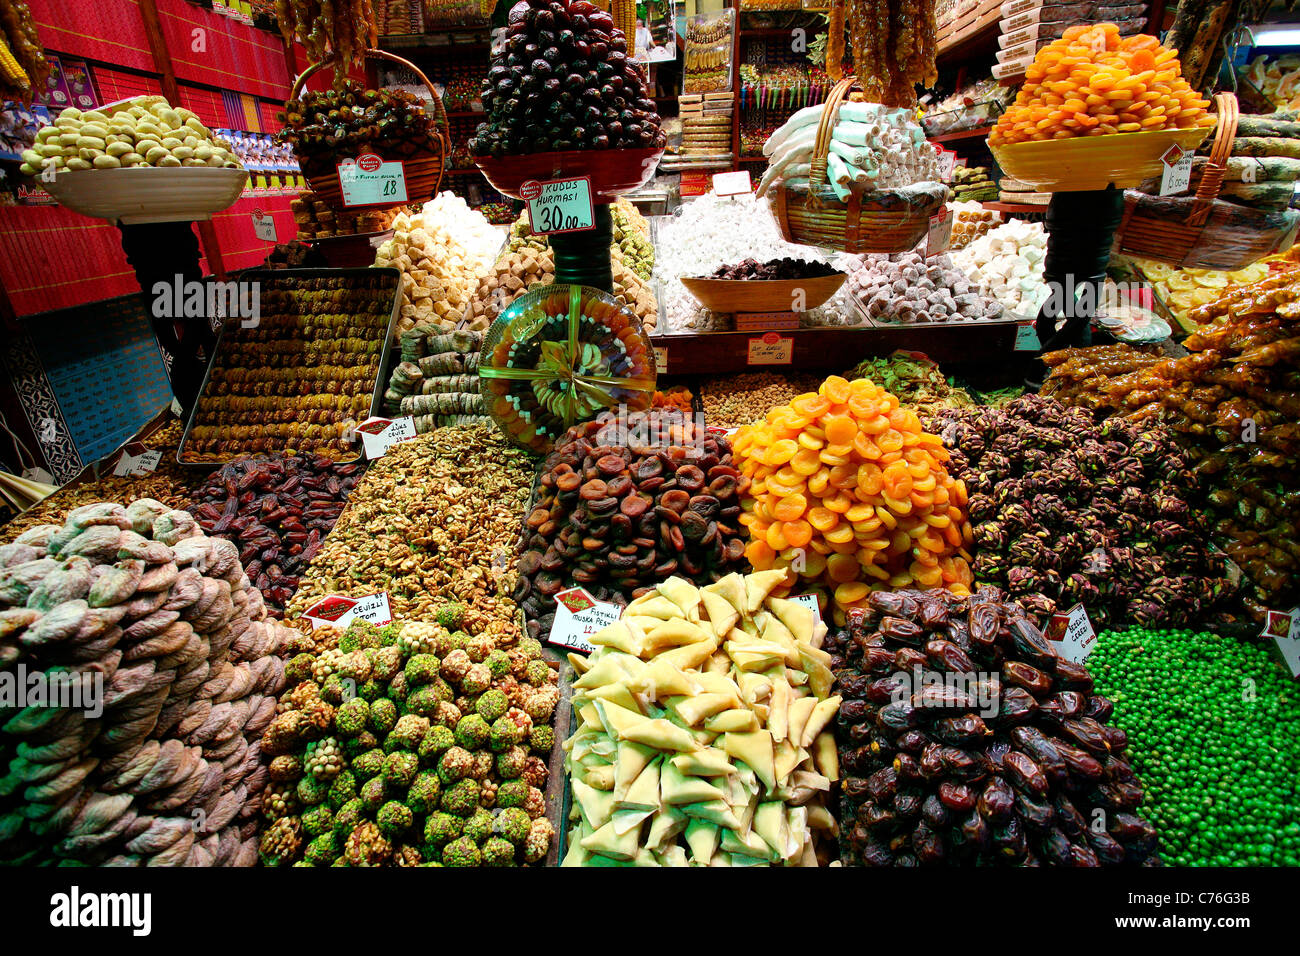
549,204 -> 614,293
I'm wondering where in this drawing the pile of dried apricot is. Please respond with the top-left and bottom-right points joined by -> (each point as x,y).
732,375 -> 974,623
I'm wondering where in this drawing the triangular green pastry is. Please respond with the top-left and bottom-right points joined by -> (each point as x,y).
660,758 -> 727,805
610,807 -> 654,836
679,799 -> 742,830
671,692 -> 737,727
623,594 -> 685,620
594,699 -> 648,740
645,804 -> 688,852
628,658 -> 698,700
621,717 -> 700,752
671,749 -> 736,777
615,756 -> 662,813
684,818 -> 720,865
652,637 -> 719,671
703,709 -> 759,733
744,568 -> 788,613
800,696 -> 841,748
656,575 -> 701,615
613,741 -> 657,801
721,825 -> 775,861
704,573 -> 747,617
724,730 -> 776,791
571,779 -> 616,830
766,596 -> 816,645
580,821 -> 640,862
699,587 -> 740,637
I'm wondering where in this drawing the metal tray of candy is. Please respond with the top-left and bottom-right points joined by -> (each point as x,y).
176,267 -> 403,467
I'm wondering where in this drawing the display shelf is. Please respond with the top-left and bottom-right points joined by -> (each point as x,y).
936,0 -> 1003,62
983,201 -> 1049,215
651,321 -> 1023,374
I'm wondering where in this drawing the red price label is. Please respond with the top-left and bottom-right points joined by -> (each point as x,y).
520,179 -> 542,201
357,153 -> 382,172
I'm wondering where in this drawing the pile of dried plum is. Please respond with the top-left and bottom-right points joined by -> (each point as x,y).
470,0 -> 667,156
828,587 -> 1160,867
706,257 -> 841,281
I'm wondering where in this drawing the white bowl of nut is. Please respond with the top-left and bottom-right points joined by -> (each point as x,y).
43,166 -> 250,224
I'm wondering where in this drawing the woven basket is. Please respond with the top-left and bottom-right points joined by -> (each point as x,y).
288,49 -> 448,211
1115,92 -> 1300,270
768,76 -> 944,253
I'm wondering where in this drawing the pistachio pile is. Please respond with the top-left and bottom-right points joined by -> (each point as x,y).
286,424 -> 533,628
563,570 -> 839,866
700,372 -> 826,430
515,410 -> 751,638
257,613 -> 558,867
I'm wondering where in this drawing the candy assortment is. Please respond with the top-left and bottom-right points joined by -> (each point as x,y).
951,219 -> 1049,316
845,251 -> 1005,324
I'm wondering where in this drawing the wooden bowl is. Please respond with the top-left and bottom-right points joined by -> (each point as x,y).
474,147 -> 664,201
680,272 -> 847,313
989,127 -> 1212,192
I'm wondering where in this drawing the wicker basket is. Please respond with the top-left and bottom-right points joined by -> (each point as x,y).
288,49 -> 448,211
767,76 -> 945,253
1114,92 -> 1300,270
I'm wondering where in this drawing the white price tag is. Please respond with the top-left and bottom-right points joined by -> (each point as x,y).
303,592 -> 393,630
654,346 -> 669,373
522,176 -> 595,235
926,207 -> 952,257
549,587 -> 623,654
1159,144 -> 1193,196
746,332 -> 793,365
113,443 -> 162,477
252,208 -> 277,242
1261,607 -> 1300,678
1014,322 -> 1041,351
337,154 -> 408,207
712,170 -> 752,196
936,148 -> 956,180
790,592 -> 824,627
356,416 -> 418,459
1045,603 -> 1096,664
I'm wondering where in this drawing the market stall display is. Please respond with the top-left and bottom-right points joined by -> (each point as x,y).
0,500 -> 294,865
950,218 -> 1049,316
479,286 -> 657,454
1090,626 -> 1300,867
922,78 -> 1013,135
292,189 -> 401,239
828,587 -> 1160,866
188,456 -> 362,615
847,0 -> 938,106
515,409 -> 750,636
948,201 -> 1002,251
844,250 -> 1007,324
286,424 -> 532,627
1127,256 -> 1270,329
992,1 -> 1150,82
701,373 -> 828,429
560,570 -> 840,866
256,614 -> 558,866
844,353 -> 976,417
373,192 -> 501,335
948,164 -> 996,203
382,327 -> 486,430
468,0 -> 667,156
930,395 -> 1236,628
179,270 -> 397,464
733,375 -> 975,623
1043,272 -> 1300,614
280,71 -> 448,209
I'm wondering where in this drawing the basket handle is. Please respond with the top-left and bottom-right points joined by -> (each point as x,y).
289,48 -> 450,134
809,75 -> 857,193
1187,91 -> 1237,227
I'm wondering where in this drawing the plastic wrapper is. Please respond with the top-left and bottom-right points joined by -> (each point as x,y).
479,285 -> 656,454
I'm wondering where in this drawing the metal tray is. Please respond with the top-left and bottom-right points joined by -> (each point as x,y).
176,267 -> 402,467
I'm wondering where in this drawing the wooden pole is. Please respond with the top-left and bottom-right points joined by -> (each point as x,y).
136,0 -> 227,279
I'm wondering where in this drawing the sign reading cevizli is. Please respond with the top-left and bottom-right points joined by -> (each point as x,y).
302,592 -> 393,630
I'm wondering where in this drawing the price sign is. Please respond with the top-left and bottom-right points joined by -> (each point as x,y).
1159,144 -> 1193,196
113,442 -> 162,477
1045,603 -> 1096,664
303,592 -> 393,630
337,153 -> 408,207
712,169 -> 752,196
926,207 -> 952,257
549,587 -> 623,654
1261,607 -> 1300,678
522,176 -> 595,235
252,208 -> 276,242
936,148 -> 957,180
1014,322 -> 1041,351
355,416 -> 418,459
653,346 -> 669,373
746,332 -> 794,365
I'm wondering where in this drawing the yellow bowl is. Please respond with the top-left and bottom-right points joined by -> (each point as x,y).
989,127 -> 1212,192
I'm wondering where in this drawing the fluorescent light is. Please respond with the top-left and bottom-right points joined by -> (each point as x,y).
1250,25 -> 1300,46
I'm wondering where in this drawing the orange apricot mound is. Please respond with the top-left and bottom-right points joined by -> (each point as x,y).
732,375 -> 974,624
988,25 -> 1216,146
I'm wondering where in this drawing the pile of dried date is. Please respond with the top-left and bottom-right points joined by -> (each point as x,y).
0,499 -> 294,865
515,409 -> 751,637
827,587 -> 1159,867
188,455 -> 362,614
